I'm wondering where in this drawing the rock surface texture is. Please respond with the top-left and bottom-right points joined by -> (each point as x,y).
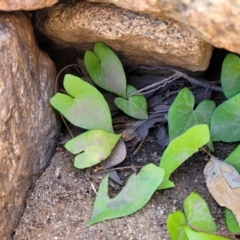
34,1 -> 213,72
0,12 -> 60,240
0,0 -> 58,11
87,0 -> 240,55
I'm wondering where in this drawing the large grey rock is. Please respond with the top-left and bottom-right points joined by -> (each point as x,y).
87,0 -> 240,55
0,0 -> 58,11
34,1 -> 212,72
0,12 -> 60,239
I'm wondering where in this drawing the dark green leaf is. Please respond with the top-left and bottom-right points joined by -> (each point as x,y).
87,164 -> 165,226
224,144 -> 240,172
84,42 -> 127,98
50,74 -> 113,133
158,125 -> 210,190
168,87 -> 215,141
167,211 -> 188,240
225,208 -> 240,233
184,192 -> 216,232
114,85 -> 148,120
221,53 -> 240,99
210,92 -> 240,142
65,130 -> 121,169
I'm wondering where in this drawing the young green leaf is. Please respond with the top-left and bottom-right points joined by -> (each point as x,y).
50,74 -> 113,133
87,164 -> 165,226
184,192 -> 217,232
65,130 -> 121,169
210,92 -> 240,142
221,53 -> 240,99
167,211 -> 188,240
158,124 -> 210,190
225,208 -> 240,233
168,87 -> 215,141
184,226 -> 229,240
224,144 -> 240,172
84,42 -> 127,98
114,85 -> 148,120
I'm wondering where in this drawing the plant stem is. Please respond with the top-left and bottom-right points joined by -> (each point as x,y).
54,64 -> 84,139
55,64 -> 83,94
187,223 -> 238,240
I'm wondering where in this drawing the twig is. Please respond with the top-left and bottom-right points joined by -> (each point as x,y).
127,66 -> 223,94
187,223 -> 238,240
92,165 -> 144,175
178,71 -> 222,92
90,182 -> 97,195
133,138 -> 145,155
128,73 -> 180,97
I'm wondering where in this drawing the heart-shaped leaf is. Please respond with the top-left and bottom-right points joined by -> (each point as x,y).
65,130 -> 121,169
50,74 -> 113,133
167,211 -> 188,240
224,144 -> 240,172
87,164 -> 165,226
114,85 -> 148,120
184,192 -> 216,232
225,208 -> 240,233
84,42 -> 127,98
204,156 -> 240,225
168,87 -> 216,141
158,124 -> 210,190
221,53 -> 240,99
210,92 -> 240,142
184,226 -> 229,240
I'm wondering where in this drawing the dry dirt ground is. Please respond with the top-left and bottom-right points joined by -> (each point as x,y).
13,139 -> 234,240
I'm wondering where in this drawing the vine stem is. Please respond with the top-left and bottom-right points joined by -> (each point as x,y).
54,64 -> 84,139
54,64 -> 83,94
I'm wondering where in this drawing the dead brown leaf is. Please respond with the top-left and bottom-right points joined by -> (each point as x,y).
204,156 -> 240,225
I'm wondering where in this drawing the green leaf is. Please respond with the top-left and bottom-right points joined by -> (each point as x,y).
158,125 -> 210,190
221,53 -> 240,99
65,130 -> 121,169
87,164 -> 165,226
50,74 -> 113,133
184,226 -> 229,240
84,42 -> 127,98
225,208 -> 240,233
210,92 -> 240,142
114,85 -> 148,120
224,144 -> 240,172
168,87 -> 216,141
167,211 -> 188,240
184,192 -> 216,232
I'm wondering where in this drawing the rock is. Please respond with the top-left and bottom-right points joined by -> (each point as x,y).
34,1 -> 212,72
87,0 -> 240,56
0,0 -> 58,11
0,12 -> 60,240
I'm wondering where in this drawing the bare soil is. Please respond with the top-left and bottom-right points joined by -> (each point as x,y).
13,138 -> 235,240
